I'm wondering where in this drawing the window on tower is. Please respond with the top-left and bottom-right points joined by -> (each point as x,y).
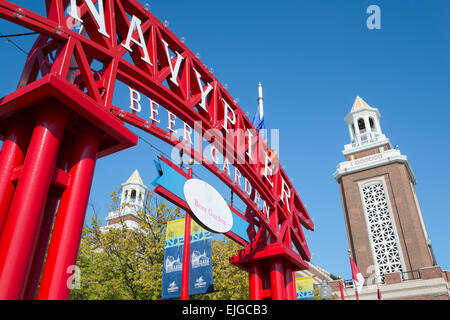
358,118 -> 366,132
130,190 -> 136,203
369,117 -> 376,132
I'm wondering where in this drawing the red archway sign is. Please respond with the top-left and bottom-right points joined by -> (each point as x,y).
0,0 -> 314,300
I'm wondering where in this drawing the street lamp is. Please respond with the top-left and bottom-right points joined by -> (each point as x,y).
319,279 -> 333,300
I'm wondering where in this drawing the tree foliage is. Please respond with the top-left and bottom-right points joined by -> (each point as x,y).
70,190 -> 249,300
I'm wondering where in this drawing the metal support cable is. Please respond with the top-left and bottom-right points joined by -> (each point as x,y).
0,31 -> 33,55
0,31 -> 38,38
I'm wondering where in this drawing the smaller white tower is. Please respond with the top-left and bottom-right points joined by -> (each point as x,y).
120,169 -> 147,210
104,170 -> 147,230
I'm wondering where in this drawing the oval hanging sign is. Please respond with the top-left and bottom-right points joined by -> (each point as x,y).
184,179 -> 233,234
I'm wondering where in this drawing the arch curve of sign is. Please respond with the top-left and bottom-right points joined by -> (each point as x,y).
0,0 -> 313,261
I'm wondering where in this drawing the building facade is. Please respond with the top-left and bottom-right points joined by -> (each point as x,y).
332,97 -> 449,300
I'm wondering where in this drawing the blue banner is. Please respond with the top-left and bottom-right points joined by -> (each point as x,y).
188,223 -> 214,296
161,218 -> 214,299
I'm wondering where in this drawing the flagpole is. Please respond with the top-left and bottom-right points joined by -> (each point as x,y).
338,276 -> 345,300
376,275 -> 382,300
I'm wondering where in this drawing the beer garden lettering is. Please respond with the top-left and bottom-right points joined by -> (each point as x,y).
67,0 -> 293,213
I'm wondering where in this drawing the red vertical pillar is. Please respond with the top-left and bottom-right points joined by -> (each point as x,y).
180,167 -> 193,301
0,104 -> 68,300
249,262 -> 263,300
22,189 -> 60,300
284,265 -> 296,300
22,139 -> 72,300
0,117 -> 32,234
180,212 -> 191,300
38,123 -> 101,300
270,258 -> 286,300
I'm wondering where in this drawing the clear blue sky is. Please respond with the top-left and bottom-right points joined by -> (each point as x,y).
0,1 -> 449,280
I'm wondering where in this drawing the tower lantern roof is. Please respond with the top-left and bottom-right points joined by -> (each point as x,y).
126,169 -> 144,185
351,96 -> 375,112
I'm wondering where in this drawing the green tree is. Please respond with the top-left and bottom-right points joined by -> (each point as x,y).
70,189 -> 249,300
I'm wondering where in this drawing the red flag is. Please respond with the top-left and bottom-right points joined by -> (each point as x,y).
349,256 -> 365,294
377,282 -> 383,300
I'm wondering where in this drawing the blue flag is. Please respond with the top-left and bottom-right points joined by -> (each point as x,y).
252,105 -> 266,141
161,218 -> 214,299
253,83 -> 267,141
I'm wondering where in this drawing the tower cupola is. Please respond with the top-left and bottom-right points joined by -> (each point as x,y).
343,96 -> 389,155
120,169 -> 146,210
104,169 -> 147,230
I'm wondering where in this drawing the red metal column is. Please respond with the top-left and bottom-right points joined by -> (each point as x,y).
269,258 -> 286,300
38,123 -> 101,300
284,265 -> 296,300
22,189 -> 60,300
0,104 -> 68,300
180,167 -> 193,300
249,262 -> 263,300
180,211 -> 191,300
23,138 -> 72,300
0,117 -> 32,234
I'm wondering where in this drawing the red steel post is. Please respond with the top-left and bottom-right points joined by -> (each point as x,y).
0,104 -> 68,300
269,258 -> 286,300
23,139 -> 72,300
38,123 -> 101,300
249,262 -> 263,300
0,117 -> 32,234
180,209 -> 191,300
180,167 -> 193,300
284,265 -> 297,300
22,189 -> 60,300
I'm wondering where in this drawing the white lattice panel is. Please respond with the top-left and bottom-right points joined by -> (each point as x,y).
361,182 -> 404,280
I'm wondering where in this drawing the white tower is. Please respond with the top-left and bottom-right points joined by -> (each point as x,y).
104,170 -> 147,230
120,169 -> 147,210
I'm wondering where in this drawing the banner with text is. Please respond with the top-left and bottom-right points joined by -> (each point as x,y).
296,276 -> 314,300
161,218 -> 214,299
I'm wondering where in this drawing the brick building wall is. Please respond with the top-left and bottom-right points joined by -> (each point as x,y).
345,144 -> 391,161
107,214 -> 141,226
337,161 -> 433,278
